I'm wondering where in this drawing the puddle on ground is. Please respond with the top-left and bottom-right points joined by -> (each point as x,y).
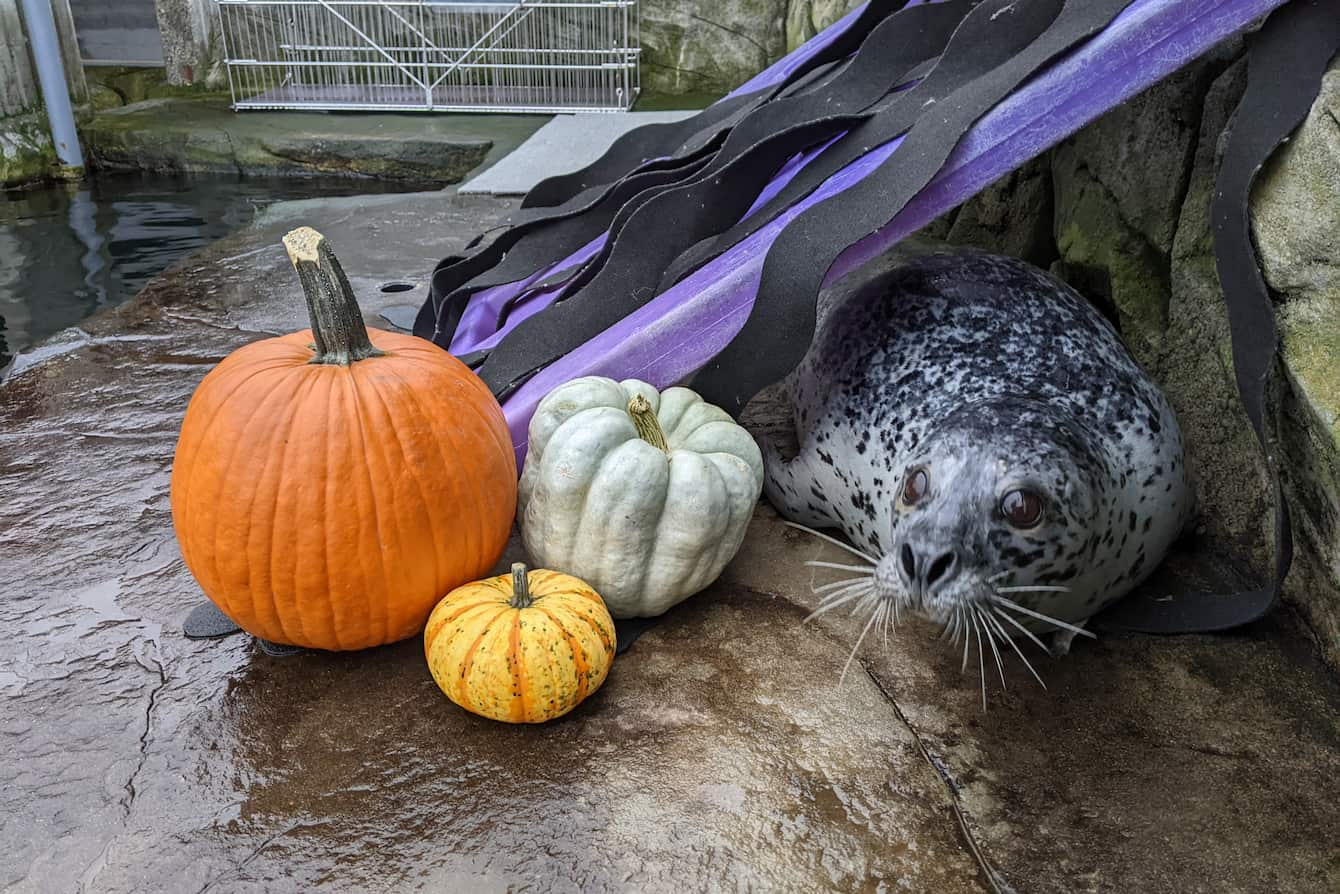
0,173 -> 423,371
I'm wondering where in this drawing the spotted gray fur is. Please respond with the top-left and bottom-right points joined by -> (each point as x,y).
767,246 -> 1194,637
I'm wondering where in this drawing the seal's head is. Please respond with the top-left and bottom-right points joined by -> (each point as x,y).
871,399 -> 1110,629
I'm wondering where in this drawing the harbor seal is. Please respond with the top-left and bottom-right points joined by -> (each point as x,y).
766,244 -> 1193,669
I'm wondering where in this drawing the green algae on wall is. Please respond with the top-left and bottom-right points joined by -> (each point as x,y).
0,111 -> 58,187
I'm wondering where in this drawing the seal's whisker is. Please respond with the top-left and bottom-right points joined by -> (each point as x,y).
987,570 -> 1011,584
851,591 -> 880,618
990,596 -> 1096,639
806,585 -> 870,617
995,584 -> 1072,594
783,520 -> 881,565
989,605 -> 1052,655
984,608 -> 1047,689
838,601 -> 882,687
960,609 -> 972,674
813,576 -> 871,594
805,560 -> 876,574
815,584 -> 871,610
816,578 -> 869,599
976,605 -> 1007,691
803,585 -> 872,623
969,609 -> 988,710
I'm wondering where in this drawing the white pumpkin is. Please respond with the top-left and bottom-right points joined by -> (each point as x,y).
518,376 -> 764,618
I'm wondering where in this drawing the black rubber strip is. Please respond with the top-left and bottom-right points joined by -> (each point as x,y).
613,617 -> 661,655
478,0 -> 1017,396
657,0 -> 1093,292
419,1 -> 926,344
547,2 -> 971,303
183,600 -> 242,639
415,149 -> 717,343
520,91 -> 765,210
520,0 -> 913,209
691,0 -> 1136,417
1096,0 -> 1340,634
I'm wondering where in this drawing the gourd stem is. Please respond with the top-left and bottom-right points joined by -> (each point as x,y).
627,394 -> 669,453
510,562 -> 533,609
282,226 -> 383,366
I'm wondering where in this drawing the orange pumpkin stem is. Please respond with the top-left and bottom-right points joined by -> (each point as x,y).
282,226 -> 384,366
627,394 -> 669,453
510,562 -> 534,609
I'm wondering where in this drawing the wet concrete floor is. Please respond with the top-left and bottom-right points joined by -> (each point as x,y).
2,190 -> 1338,893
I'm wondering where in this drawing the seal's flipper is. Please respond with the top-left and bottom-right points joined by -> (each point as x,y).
1049,622 -> 1089,658
762,438 -> 840,530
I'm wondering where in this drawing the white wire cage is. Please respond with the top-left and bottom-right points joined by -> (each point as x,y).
215,0 -> 640,113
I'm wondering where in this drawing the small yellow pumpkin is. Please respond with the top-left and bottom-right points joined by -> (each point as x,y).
424,563 -> 616,723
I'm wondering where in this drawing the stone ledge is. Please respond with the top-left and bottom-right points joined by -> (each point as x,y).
79,98 -> 499,185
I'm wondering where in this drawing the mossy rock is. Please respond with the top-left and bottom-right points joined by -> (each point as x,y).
88,83 -> 125,113
85,67 -> 230,106
0,112 -> 59,187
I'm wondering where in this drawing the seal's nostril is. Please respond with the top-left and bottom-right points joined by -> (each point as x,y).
900,543 -> 915,580
926,551 -> 956,587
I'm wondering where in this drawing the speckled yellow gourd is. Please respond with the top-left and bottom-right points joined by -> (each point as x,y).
424,563 -> 616,723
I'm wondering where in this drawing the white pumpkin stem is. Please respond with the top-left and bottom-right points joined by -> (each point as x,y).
283,226 -> 384,366
627,394 -> 669,453
509,562 -> 533,609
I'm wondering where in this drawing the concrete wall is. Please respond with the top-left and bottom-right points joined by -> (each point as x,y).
0,0 -> 86,116
153,0 -> 213,86
0,0 -> 39,116
68,0 -> 163,64
49,0 -> 88,102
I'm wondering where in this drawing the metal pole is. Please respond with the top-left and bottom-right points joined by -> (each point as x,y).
19,0 -> 83,169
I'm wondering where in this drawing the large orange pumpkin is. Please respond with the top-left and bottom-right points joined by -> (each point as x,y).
170,227 -> 517,651
424,563 -> 616,723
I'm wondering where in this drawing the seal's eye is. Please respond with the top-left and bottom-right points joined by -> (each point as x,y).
901,468 -> 929,506
1001,489 -> 1044,528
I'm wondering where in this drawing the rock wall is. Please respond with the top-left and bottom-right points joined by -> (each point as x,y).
640,0 -> 860,95
1255,62 -> 1340,670
923,46 -> 1340,667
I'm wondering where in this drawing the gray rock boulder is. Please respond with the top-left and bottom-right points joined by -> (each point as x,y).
1252,59 -> 1340,668
1252,62 -> 1340,305
640,0 -> 785,95
640,0 -> 861,96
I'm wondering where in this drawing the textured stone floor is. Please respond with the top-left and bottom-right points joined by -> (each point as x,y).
2,190 -> 1337,893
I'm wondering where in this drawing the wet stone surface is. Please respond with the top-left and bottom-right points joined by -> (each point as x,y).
3,190 -> 1339,893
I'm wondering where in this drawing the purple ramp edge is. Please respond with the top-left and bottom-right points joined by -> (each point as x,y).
502,0 -> 1288,462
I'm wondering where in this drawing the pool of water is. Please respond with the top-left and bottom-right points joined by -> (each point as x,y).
0,174 -> 419,368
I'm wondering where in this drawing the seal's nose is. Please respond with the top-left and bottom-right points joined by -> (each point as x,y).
897,543 -> 961,601
925,550 -> 958,590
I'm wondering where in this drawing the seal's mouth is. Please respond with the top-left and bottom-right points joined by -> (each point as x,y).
785,520 -> 1097,707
